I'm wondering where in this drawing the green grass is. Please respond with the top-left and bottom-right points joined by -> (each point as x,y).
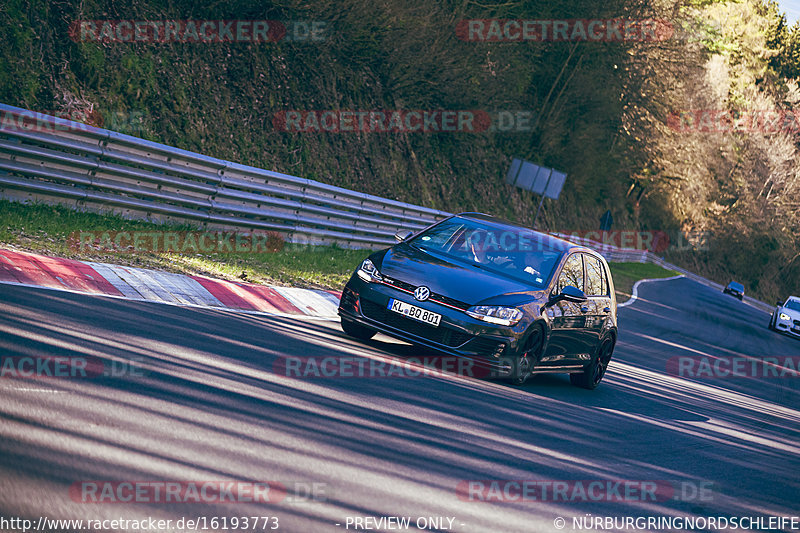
0,199 -> 680,294
0,199 -> 366,290
608,261 -> 680,299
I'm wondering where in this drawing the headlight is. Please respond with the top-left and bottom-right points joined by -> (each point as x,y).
780,312 -> 791,321
357,259 -> 383,283
466,305 -> 523,326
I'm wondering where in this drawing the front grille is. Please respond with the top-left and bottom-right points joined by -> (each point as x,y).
794,320 -> 800,327
381,276 -> 470,310
435,294 -> 470,310
360,299 -> 471,347
382,276 -> 416,292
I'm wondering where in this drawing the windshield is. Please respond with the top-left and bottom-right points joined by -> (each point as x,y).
785,300 -> 800,312
407,216 -> 563,287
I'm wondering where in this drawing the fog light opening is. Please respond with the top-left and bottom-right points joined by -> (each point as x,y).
492,343 -> 506,359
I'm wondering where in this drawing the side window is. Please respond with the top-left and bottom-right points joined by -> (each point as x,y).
585,255 -> 606,296
557,254 -> 584,293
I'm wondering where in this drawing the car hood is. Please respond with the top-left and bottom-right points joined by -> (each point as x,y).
374,244 -> 545,306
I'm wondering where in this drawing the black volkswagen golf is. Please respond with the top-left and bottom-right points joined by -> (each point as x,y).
338,213 -> 618,389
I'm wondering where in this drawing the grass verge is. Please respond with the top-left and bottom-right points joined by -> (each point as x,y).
0,200 -> 366,290
609,261 -> 680,301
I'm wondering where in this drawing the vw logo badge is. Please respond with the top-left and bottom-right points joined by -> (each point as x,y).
414,286 -> 430,301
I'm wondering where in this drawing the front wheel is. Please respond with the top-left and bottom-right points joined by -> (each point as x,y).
509,327 -> 542,386
341,318 -> 376,340
570,337 -> 615,390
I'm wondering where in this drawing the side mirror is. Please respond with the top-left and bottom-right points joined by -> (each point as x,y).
561,285 -> 588,302
394,230 -> 413,242
777,300 -> 784,306
548,285 -> 587,306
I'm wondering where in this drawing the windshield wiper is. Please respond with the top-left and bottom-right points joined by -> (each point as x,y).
468,261 -> 494,272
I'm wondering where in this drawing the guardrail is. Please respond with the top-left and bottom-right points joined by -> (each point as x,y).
0,104 -> 450,248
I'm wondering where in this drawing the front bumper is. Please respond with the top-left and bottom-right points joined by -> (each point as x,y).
338,276 -> 524,373
774,317 -> 800,337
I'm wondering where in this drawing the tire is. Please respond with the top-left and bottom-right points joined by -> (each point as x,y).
509,327 -> 543,386
341,318 -> 376,340
769,313 -> 776,331
570,336 -> 615,390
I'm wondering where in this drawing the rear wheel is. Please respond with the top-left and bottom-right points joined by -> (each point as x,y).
570,337 -> 615,390
341,319 -> 376,340
510,327 -> 543,386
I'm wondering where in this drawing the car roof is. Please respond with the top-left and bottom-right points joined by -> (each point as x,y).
728,281 -> 744,288
454,212 -> 593,255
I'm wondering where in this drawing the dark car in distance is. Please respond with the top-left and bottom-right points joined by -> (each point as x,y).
723,281 -> 745,301
338,213 -> 618,389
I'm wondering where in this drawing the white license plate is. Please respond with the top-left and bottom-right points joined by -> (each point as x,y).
387,298 -> 441,326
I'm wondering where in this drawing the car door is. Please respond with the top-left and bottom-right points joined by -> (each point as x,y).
542,253 -> 591,365
582,253 -> 613,356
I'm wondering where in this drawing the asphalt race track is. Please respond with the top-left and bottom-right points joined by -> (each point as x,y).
1,277 -> 799,533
